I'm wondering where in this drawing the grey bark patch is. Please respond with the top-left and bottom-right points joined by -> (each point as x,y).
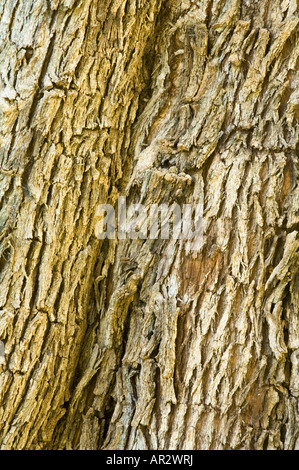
1,0 -> 299,451
0,341 -> 5,364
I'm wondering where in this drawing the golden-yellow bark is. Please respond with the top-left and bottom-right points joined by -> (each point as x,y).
0,0 -> 298,450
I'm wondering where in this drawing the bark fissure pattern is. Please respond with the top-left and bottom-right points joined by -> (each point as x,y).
0,0 -> 298,450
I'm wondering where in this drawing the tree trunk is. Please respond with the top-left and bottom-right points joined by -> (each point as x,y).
0,0 -> 298,450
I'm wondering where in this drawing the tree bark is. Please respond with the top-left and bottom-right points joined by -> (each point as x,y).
0,0 -> 298,450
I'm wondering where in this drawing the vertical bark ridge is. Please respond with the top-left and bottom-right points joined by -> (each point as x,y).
0,0 -> 298,450
68,0 -> 299,451
0,0 -> 163,449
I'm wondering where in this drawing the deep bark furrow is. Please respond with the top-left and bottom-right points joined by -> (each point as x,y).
0,0 -> 163,449
84,1 -> 298,451
0,0 -> 298,450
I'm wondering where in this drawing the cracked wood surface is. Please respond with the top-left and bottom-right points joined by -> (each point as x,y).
0,0 -> 298,450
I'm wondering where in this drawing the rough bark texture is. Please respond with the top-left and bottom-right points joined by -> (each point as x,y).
0,0 -> 298,450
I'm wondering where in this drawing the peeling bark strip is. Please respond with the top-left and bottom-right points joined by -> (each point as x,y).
0,0 -> 298,450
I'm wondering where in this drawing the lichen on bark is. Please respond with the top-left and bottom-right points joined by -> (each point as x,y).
0,0 -> 298,450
